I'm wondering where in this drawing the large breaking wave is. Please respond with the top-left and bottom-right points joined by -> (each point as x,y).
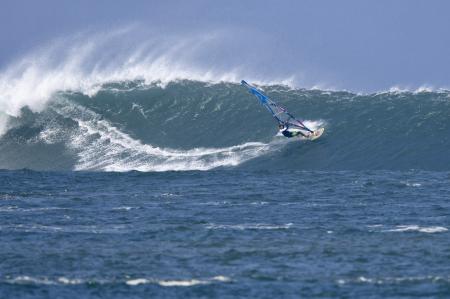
1,80 -> 449,171
0,28 -> 449,171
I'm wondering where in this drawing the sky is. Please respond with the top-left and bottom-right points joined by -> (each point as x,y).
1,0 -> 450,92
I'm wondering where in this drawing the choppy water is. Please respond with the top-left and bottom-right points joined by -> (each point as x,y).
1,169 -> 449,298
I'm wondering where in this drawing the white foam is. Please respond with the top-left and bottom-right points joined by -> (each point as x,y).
6,276 -> 56,285
376,85 -> 450,95
125,278 -> 149,286
303,119 -> 326,131
160,193 -> 178,197
0,206 -> 18,212
385,225 -> 447,233
157,279 -> 207,287
356,276 -> 374,283
4,275 -> 231,287
57,277 -> 83,285
0,206 -> 68,212
206,223 -> 293,230
250,201 -> 269,205
37,124 -> 68,144
112,206 -> 135,211
47,100 -> 277,172
131,103 -> 148,119
404,182 -> 422,187
0,112 -> 9,136
337,275 -> 450,285
211,275 -> 231,282
367,224 -> 383,228
0,223 -> 129,234
126,276 -> 230,287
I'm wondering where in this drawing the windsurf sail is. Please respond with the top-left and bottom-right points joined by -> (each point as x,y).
241,80 -> 313,132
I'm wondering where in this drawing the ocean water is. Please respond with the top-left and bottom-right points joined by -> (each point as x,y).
1,81 -> 450,298
1,170 -> 449,298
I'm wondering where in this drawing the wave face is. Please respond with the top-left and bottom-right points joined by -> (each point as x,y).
0,80 -> 449,171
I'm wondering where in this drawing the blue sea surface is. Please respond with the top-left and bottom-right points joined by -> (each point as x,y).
1,169 -> 449,298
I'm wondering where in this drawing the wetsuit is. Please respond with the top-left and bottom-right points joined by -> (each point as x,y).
281,128 -> 308,138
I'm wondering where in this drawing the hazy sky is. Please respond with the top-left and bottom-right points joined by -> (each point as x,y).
1,0 -> 449,92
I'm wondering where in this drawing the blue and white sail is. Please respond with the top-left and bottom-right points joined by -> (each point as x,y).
241,80 -> 312,132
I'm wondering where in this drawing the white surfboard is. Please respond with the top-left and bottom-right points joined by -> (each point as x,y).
306,127 -> 324,141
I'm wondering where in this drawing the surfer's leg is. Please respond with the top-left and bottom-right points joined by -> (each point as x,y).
292,131 -> 307,137
282,131 -> 293,138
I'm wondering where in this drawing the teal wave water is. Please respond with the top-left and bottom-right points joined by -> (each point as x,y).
1,80 -> 449,171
